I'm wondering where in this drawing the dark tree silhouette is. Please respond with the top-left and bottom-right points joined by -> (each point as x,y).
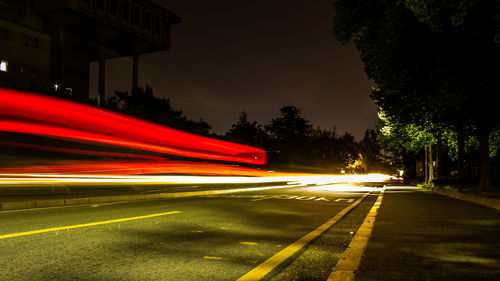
102,86 -> 212,136
359,129 -> 386,173
225,111 -> 269,148
265,106 -> 313,165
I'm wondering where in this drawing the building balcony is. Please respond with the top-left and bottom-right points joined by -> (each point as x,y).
33,0 -> 181,57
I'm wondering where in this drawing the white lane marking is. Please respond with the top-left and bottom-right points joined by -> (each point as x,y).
207,194 -> 360,203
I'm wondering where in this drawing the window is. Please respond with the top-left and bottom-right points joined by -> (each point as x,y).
96,0 -> 104,10
163,23 -> 170,41
109,0 -> 118,16
22,34 -> 39,48
0,60 -> 7,72
0,27 -> 8,40
23,34 -> 29,46
144,11 -> 152,31
133,6 -> 141,26
154,17 -> 161,36
32,37 -> 39,48
122,1 -> 130,21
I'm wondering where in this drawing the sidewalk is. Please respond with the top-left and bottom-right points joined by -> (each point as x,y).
355,186 -> 500,280
421,186 -> 500,211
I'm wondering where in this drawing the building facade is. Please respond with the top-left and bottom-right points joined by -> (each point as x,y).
0,0 -> 180,102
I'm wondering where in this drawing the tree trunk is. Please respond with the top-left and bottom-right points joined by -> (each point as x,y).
456,123 -> 466,178
428,145 -> 434,183
425,145 -> 428,184
478,124 -> 491,189
437,141 -> 442,178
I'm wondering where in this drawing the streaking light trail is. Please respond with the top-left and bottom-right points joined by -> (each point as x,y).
0,88 -> 266,165
0,173 -> 393,186
0,89 -> 394,189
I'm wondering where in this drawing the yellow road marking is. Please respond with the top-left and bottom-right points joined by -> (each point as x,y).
240,242 -> 258,246
191,230 -> 204,233
204,256 -> 259,264
256,250 -> 265,256
327,189 -> 385,281
0,211 -> 181,239
0,202 -> 122,214
236,192 -> 371,281
204,256 -> 226,260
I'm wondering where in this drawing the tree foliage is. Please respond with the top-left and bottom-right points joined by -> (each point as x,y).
225,111 -> 269,148
224,106 -> 389,173
102,86 -> 211,136
333,0 -> 500,187
265,106 -> 313,165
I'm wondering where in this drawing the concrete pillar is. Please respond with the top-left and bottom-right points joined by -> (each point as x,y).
98,51 -> 106,107
58,28 -> 66,84
132,53 -> 139,90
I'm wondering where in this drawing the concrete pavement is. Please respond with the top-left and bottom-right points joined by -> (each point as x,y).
355,186 -> 500,281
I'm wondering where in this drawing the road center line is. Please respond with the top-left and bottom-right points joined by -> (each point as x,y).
0,211 -> 181,239
327,188 -> 385,281
236,191 -> 373,281
0,202 -> 122,214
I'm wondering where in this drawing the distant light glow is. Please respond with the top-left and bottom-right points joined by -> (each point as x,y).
0,60 -> 7,72
307,184 -> 377,192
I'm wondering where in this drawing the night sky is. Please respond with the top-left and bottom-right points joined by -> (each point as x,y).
91,0 -> 377,139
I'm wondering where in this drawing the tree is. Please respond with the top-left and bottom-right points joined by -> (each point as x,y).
225,111 -> 269,148
359,129 -> 387,173
333,0 -> 500,187
405,0 -> 500,188
104,86 -> 212,136
377,108 -> 438,183
265,106 -> 313,165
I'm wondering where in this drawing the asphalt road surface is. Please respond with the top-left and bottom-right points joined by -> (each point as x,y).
0,184 -> 378,281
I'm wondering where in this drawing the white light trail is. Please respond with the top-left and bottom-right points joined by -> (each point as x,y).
0,173 -> 393,186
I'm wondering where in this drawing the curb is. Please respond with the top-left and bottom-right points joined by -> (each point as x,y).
420,186 -> 500,211
0,184 -> 296,211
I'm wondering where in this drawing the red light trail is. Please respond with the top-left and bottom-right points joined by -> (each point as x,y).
0,88 -> 266,165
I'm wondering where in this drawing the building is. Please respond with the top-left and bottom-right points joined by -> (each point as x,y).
0,0 -> 180,103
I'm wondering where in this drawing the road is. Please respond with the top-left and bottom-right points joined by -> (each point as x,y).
0,184 -> 378,280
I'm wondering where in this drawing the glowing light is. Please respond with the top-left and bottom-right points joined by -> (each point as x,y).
0,172 -> 393,187
0,60 -> 7,72
0,89 -> 266,165
307,185 -> 377,192
0,160 -> 277,177
380,125 -> 391,136
0,140 -> 167,161
54,83 -> 59,90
